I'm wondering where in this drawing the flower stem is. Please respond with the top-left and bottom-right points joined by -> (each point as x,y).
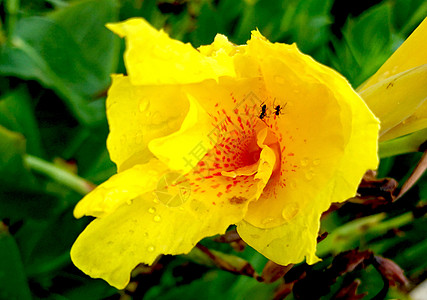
5,0 -> 19,42
24,154 -> 95,195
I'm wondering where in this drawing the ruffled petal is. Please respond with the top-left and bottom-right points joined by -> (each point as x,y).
238,52 -> 379,264
235,29 -> 378,265
71,156 -> 264,289
71,189 -> 250,289
148,94 -> 214,173
106,75 -> 189,171
73,159 -> 169,219
106,18 -> 235,85
238,30 -> 354,229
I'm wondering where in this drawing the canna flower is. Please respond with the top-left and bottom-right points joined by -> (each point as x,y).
358,17 -> 427,143
71,18 -> 379,289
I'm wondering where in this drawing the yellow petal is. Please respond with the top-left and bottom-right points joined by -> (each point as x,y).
71,156 -> 263,289
73,159 -> 169,219
106,75 -> 189,171
148,93 -> 215,173
238,92 -> 379,265
237,30 -> 379,265
359,64 -> 427,141
106,18 -> 235,85
236,29 -> 378,229
360,17 -> 427,90
198,34 -> 239,76
380,99 -> 427,141
71,190 -> 250,289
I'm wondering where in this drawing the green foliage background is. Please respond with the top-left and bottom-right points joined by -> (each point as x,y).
0,0 -> 426,299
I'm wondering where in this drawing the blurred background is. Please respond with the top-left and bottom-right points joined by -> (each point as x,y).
0,0 -> 426,299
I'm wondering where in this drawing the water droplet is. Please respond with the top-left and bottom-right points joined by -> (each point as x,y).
139,100 -> 149,112
153,215 -> 161,222
143,232 -> 149,237
148,207 -> 156,214
262,217 -> 274,225
147,245 -> 155,252
290,181 -> 297,189
145,111 -> 152,118
126,198 -> 133,205
305,172 -> 314,180
153,198 -> 160,204
301,158 -> 309,166
282,203 -> 299,221
313,159 -> 320,165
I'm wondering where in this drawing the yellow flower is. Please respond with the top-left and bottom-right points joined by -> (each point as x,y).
71,18 -> 379,289
358,17 -> 427,142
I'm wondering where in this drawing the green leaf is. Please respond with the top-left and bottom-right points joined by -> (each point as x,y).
279,0 -> 333,56
331,3 -> 394,87
48,0 -> 120,81
0,125 -> 37,191
17,208 -> 86,277
388,0 -> 427,36
0,190 -> 60,221
0,0 -> 120,126
0,87 -> 44,156
0,224 -> 32,300
62,280 -> 117,300
189,0 -> 244,46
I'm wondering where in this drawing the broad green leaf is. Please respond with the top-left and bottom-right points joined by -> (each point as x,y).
0,225 -> 32,300
17,208 -> 86,277
189,0 -> 244,46
0,190 -> 59,221
233,0 -> 284,43
0,0 -> 120,126
0,87 -> 44,156
331,4 -> 394,87
48,0 -> 120,81
62,280 -> 117,300
278,0 -> 333,56
0,125 -> 37,191
389,0 -> 427,36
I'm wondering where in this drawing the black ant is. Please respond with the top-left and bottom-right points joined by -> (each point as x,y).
259,102 -> 268,120
274,102 -> 287,116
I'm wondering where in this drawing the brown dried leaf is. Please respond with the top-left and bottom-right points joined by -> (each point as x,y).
374,255 -> 410,289
260,261 -> 293,283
